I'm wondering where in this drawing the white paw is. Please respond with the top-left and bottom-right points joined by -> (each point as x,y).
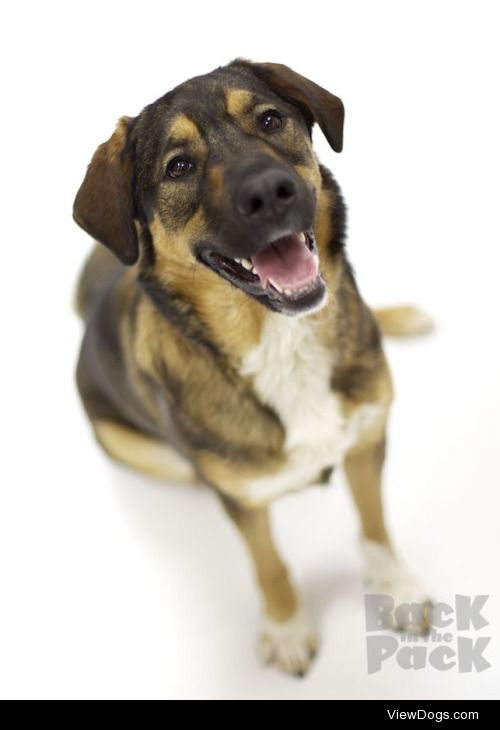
361,539 -> 432,634
258,609 -> 318,677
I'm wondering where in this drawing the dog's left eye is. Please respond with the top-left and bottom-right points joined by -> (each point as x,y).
166,158 -> 195,180
260,110 -> 283,132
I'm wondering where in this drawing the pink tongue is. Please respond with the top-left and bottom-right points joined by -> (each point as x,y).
251,234 -> 317,291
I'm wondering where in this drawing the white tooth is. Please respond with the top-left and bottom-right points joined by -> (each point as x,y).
241,259 -> 253,271
284,288 -> 292,296
234,258 -> 242,264
270,279 -> 284,294
298,232 -> 306,243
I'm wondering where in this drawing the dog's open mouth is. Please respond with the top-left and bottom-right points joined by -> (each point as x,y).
198,232 -> 326,314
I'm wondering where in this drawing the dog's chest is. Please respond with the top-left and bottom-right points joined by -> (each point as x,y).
240,315 -> 356,504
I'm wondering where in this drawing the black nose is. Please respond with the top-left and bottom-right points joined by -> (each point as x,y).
235,168 -> 298,222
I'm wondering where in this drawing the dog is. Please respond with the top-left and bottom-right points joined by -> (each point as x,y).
73,60 -> 432,677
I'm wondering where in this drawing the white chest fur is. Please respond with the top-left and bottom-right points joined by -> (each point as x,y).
239,314 -> 382,505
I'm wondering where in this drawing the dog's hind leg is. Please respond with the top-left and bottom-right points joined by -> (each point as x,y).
344,434 -> 432,634
221,496 -> 317,677
93,419 -> 197,483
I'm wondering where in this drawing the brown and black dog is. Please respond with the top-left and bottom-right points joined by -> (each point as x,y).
74,60 -> 432,676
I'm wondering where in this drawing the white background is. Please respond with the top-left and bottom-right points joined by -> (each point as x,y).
1,0 -> 499,700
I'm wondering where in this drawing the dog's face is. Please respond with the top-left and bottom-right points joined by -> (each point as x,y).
74,61 -> 344,316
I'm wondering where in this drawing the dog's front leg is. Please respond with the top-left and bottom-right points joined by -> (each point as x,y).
220,496 -> 317,676
344,435 -> 431,633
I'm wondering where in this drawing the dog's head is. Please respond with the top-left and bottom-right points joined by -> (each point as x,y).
73,61 -> 344,316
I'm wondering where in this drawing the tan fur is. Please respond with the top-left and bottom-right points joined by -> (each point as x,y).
128,292 -> 286,490
107,116 -> 132,157
167,114 -> 202,145
225,89 -> 254,118
314,189 -> 334,259
344,436 -> 391,546
149,212 -> 267,359
94,419 -> 196,482
373,305 -> 435,337
221,499 -> 298,621
294,161 -> 322,190
196,450 -> 285,502
207,164 -> 224,203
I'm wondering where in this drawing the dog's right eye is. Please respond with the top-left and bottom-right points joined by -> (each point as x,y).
260,110 -> 283,132
166,158 -> 195,180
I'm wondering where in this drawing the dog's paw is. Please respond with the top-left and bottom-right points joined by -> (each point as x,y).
361,539 -> 432,635
258,609 -> 318,677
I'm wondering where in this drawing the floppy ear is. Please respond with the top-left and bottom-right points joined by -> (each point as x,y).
73,116 -> 139,265
238,61 -> 344,153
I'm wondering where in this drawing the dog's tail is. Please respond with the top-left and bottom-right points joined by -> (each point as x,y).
372,305 -> 435,338
74,244 -> 123,320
